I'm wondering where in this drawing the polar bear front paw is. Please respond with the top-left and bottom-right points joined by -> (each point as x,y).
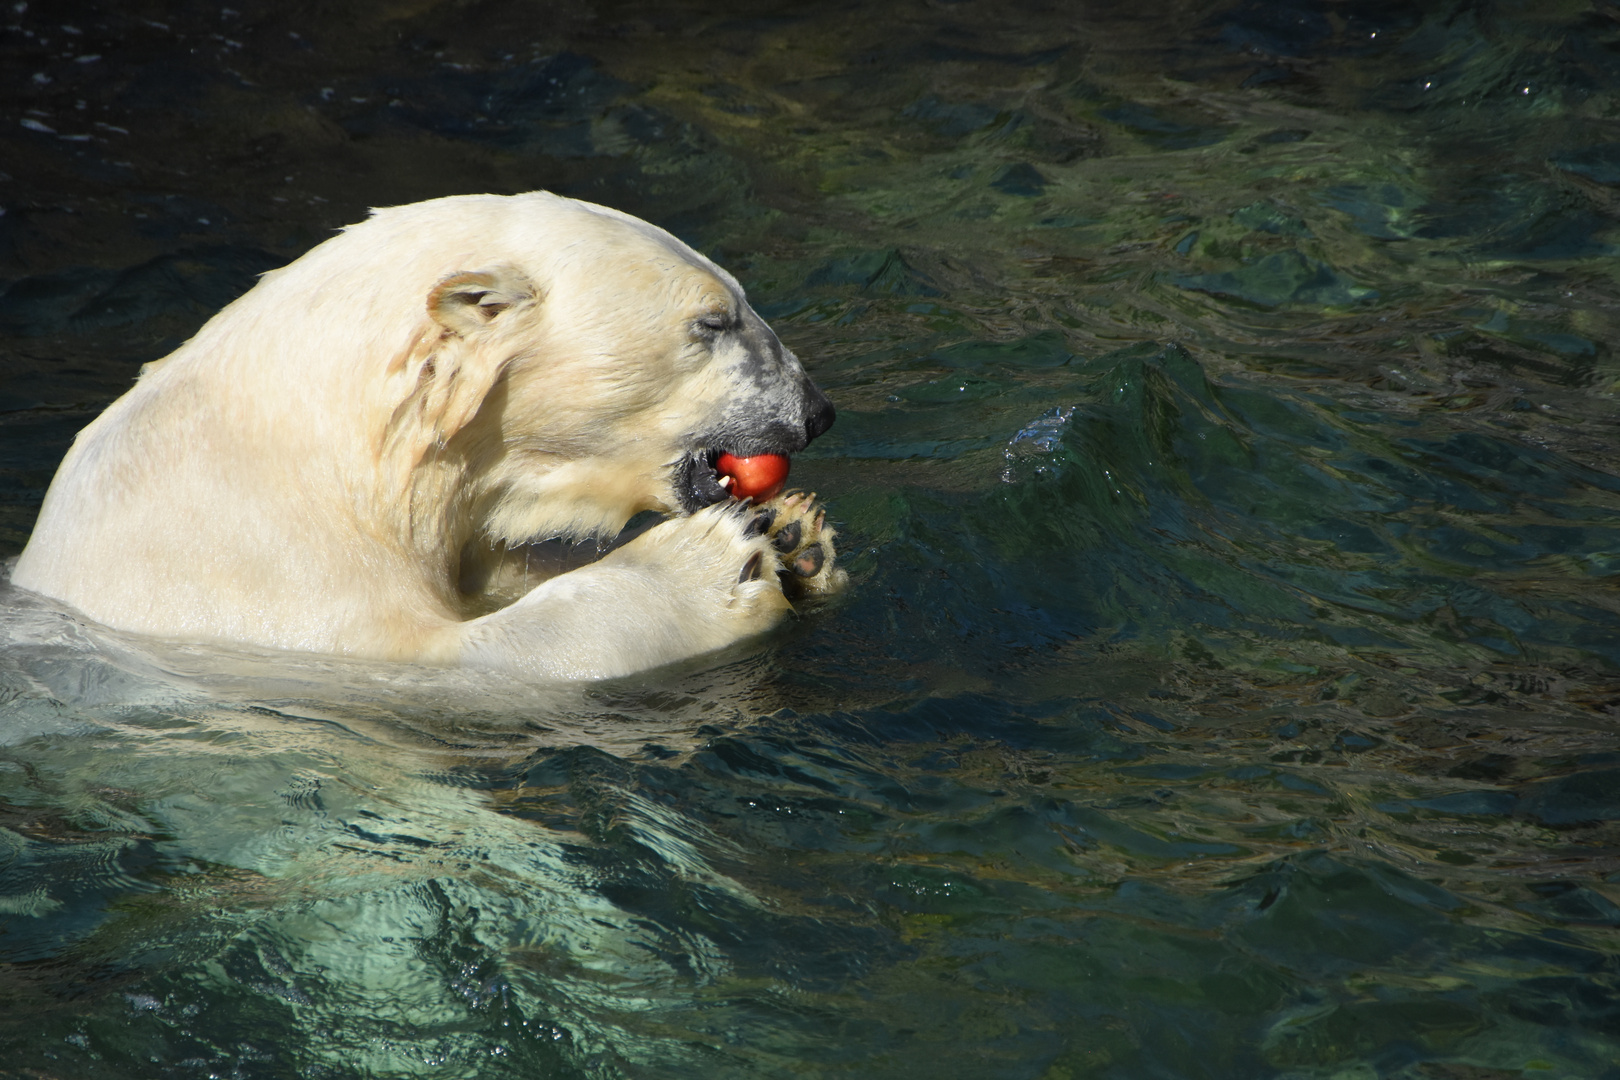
455,494 -> 847,680
743,490 -> 849,601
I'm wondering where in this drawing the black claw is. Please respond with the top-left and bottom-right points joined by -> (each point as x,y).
793,544 -> 824,578
772,520 -> 802,552
739,552 -> 763,583
744,509 -> 775,537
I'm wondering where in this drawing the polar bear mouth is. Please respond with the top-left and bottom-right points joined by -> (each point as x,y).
673,395 -> 835,513
674,449 -> 767,512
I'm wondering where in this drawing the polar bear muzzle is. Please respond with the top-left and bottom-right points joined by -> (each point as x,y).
673,392 -> 837,513
669,309 -> 836,513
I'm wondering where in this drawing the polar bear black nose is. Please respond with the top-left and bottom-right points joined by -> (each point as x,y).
805,394 -> 836,442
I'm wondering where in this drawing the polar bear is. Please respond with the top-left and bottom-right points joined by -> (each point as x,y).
12,192 -> 846,681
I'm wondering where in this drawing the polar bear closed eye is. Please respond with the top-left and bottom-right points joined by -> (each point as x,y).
12,192 -> 847,681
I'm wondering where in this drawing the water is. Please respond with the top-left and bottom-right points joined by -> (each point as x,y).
3,1 -> 1620,1077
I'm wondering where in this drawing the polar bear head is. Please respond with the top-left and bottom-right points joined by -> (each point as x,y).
265,193 -> 837,562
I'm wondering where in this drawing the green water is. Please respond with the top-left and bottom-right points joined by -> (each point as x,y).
3,1 -> 1620,1077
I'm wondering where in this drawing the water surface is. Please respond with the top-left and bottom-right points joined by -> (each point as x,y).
3,1 -> 1620,1077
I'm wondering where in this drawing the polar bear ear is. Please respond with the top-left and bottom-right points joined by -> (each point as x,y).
428,266 -> 537,336
382,265 -> 540,468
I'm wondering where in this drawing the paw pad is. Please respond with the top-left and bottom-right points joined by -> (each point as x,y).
753,490 -> 846,600
771,520 -> 801,552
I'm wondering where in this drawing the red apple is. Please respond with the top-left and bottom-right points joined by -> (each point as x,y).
715,452 -> 790,501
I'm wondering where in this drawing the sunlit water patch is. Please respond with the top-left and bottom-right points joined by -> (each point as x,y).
4,1 -> 1620,1077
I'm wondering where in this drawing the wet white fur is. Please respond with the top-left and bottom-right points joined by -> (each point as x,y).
13,192 -> 813,680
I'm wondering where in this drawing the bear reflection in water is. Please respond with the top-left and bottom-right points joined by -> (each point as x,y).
13,193 -> 845,682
